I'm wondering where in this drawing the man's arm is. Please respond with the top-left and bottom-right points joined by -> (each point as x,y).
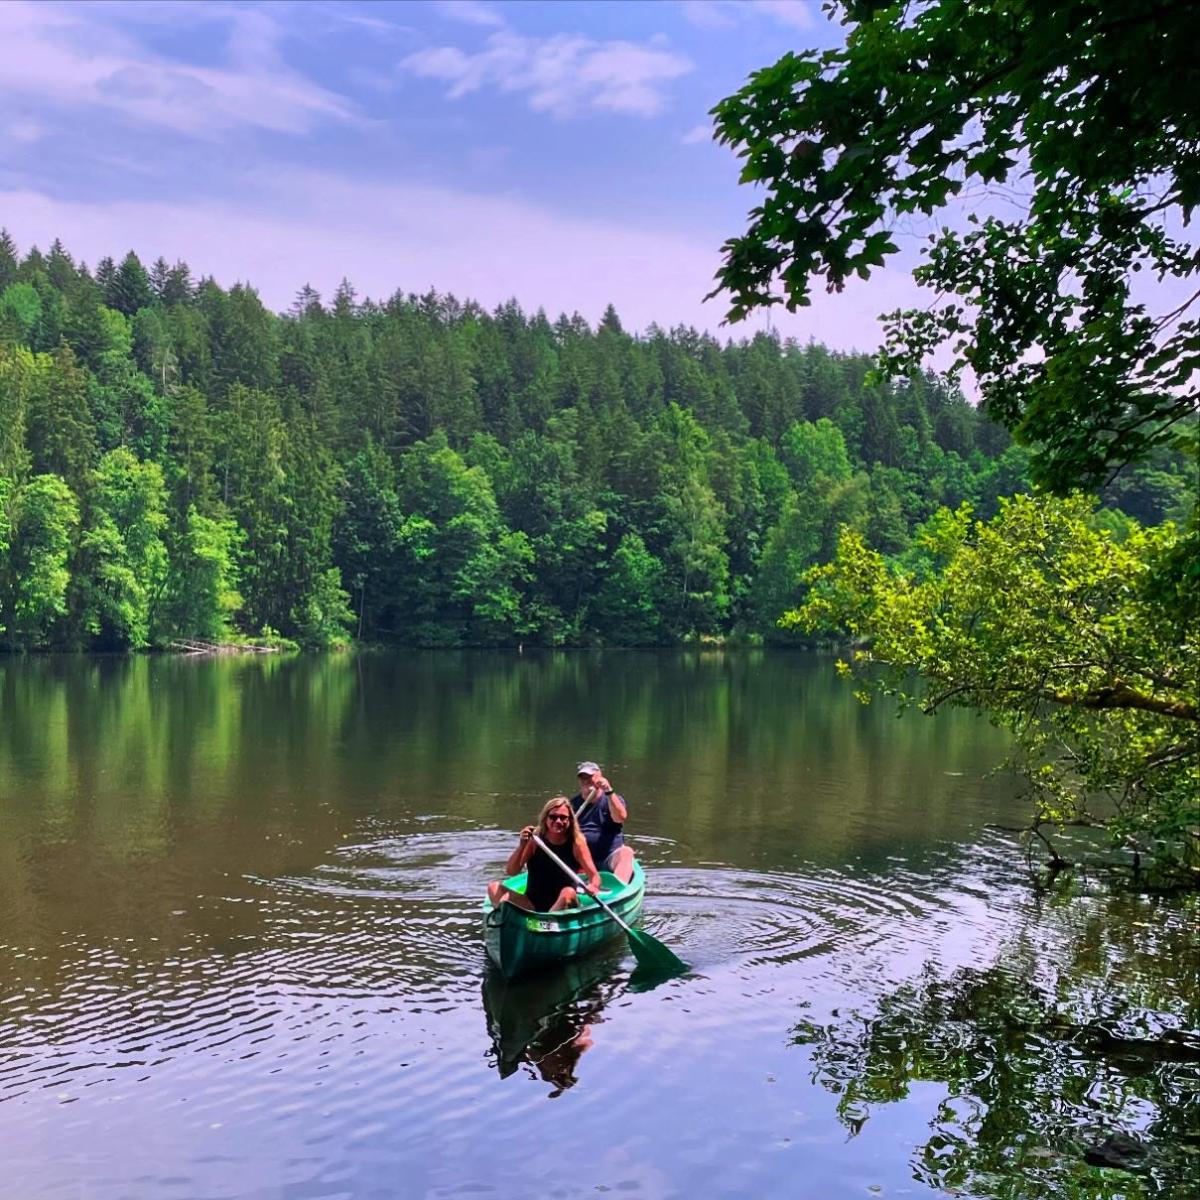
594,773 -> 627,823
607,790 -> 627,823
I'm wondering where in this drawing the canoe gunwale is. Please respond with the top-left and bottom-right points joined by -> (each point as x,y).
482,862 -> 645,923
482,861 -> 646,978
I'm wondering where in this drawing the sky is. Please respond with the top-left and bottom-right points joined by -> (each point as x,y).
0,0 -> 925,351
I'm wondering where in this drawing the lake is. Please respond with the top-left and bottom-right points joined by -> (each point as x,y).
2,652 -> 1196,1199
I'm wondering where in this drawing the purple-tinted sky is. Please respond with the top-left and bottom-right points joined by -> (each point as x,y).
3,0 -> 936,349
21,0 -> 1193,380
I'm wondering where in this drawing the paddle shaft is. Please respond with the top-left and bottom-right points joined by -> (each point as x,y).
530,833 -> 636,935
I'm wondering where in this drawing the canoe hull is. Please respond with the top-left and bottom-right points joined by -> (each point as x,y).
483,862 -> 645,979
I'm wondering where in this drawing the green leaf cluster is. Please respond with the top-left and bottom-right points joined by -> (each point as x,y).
711,0 -> 1200,494
790,493 -> 1198,876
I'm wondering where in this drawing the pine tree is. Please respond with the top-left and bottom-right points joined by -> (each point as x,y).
20,246 -> 46,277
94,257 -> 116,295
0,229 -> 18,291
150,257 -> 171,300
160,261 -> 194,307
332,279 -> 357,319
291,283 -> 323,318
107,251 -> 156,317
598,303 -> 624,335
25,343 -> 97,492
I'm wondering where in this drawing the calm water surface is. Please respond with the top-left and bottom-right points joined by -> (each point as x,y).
1,652 -> 1196,1199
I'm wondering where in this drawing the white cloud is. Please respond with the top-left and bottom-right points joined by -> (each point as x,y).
0,173 -> 908,355
0,1 -> 355,139
331,10 -> 414,37
682,122 -> 714,145
401,31 -> 693,118
750,0 -> 815,30
678,1 -> 738,29
434,0 -> 506,28
681,0 -> 814,32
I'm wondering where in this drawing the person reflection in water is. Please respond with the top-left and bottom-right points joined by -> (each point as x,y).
487,797 -> 601,912
527,1017 -> 596,1098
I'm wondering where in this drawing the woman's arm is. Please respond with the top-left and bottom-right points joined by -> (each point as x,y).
504,826 -> 536,875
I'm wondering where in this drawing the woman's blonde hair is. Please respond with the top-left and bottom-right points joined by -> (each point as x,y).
536,795 -> 578,839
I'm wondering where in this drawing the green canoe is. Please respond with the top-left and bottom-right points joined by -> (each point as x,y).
483,860 -> 646,979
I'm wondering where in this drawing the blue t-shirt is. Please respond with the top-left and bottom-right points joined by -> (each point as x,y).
570,791 -> 624,865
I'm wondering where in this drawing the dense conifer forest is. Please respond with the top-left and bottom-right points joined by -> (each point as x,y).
0,234 -> 1192,650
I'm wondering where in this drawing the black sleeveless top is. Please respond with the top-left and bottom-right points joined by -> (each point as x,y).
525,838 -> 580,911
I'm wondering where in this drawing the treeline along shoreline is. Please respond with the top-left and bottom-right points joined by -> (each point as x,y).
0,236 -> 1192,651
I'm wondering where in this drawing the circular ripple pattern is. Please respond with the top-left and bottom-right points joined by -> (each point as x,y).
1,828 -> 994,1103
6,653 -> 1194,1200
3,822 -> 1179,1200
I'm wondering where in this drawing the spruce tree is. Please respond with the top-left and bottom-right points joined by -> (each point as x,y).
107,251 -> 156,317
0,229 -> 18,291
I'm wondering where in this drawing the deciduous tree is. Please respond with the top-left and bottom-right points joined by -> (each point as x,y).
711,0 -> 1200,494
792,495 -> 1198,879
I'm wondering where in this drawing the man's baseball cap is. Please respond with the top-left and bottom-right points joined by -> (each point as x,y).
576,761 -> 601,776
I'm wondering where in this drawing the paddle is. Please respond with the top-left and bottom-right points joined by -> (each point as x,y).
531,833 -> 686,975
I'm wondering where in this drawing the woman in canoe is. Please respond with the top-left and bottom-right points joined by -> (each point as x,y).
487,796 -> 602,913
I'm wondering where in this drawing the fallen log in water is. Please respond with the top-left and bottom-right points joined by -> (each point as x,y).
170,640 -> 279,656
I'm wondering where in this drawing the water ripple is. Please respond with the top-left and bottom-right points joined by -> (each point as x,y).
1,823 -> 1157,1200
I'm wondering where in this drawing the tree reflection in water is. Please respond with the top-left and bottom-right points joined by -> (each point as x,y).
482,947 -> 626,1098
791,889 -> 1200,1199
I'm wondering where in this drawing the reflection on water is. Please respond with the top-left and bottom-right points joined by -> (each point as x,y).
1,652 -> 1195,1200
791,884 -> 1200,1200
483,947 -> 626,1096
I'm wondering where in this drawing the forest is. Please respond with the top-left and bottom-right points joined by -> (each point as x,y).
0,233 -> 1192,651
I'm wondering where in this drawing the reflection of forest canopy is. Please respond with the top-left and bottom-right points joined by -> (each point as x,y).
791,892 -> 1200,1200
1,234 -> 1191,650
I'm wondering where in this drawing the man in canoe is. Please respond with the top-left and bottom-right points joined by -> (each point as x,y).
571,761 -> 635,884
487,796 -> 602,912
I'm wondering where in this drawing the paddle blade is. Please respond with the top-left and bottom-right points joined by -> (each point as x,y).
626,928 -> 687,976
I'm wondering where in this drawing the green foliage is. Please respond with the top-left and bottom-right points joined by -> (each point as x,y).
332,440 -> 404,639
591,532 -> 667,645
73,449 -> 169,649
715,8 -> 1197,880
0,344 -> 38,482
0,231 -> 1185,654
779,418 -> 852,488
0,475 -> 10,633
162,507 -> 243,642
0,473 -> 80,648
105,252 -> 155,318
0,282 -> 41,339
711,0 -> 1200,493
790,494 -> 1199,878
25,343 -> 96,493
292,567 -> 354,650
394,436 -> 531,644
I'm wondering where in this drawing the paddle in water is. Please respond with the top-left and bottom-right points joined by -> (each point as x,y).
531,833 -> 687,976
